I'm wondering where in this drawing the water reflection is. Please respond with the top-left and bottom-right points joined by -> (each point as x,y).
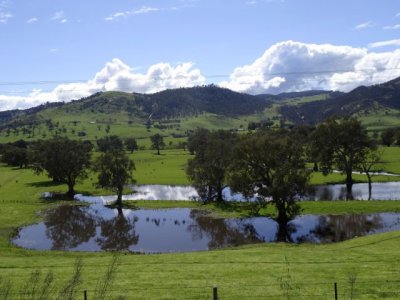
73,182 -> 400,203
293,214 -> 385,243
45,205 -> 96,250
13,205 -> 400,253
96,208 -> 139,251
188,209 -> 262,249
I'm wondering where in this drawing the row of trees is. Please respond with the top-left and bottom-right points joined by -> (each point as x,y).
186,117 -> 379,231
0,136 -> 133,207
1,133 -> 166,168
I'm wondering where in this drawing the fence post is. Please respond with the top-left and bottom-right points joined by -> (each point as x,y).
84,290 -> 87,300
334,282 -> 338,300
213,286 -> 218,300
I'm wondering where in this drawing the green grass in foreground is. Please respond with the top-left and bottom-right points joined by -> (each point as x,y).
1,164 -> 400,299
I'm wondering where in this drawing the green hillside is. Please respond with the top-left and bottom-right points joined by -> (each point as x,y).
1,77 -> 400,144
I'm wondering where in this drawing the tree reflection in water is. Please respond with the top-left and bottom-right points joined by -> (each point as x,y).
275,220 -> 297,243
187,209 -> 263,249
45,205 -> 97,250
96,208 -> 139,251
297,214 -> 383,243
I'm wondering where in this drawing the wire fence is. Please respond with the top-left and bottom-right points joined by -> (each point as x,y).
1,279 -> 400,299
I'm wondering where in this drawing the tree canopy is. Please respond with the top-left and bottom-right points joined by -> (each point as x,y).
311,117 -> 376,199
96,135 -> 124,153
228,131 -> 310,232
124,137 -> 138,153
31,137 -> 92,198
93,150 -> 135,207
150,134 -> 165,155
186,129 -> 237,202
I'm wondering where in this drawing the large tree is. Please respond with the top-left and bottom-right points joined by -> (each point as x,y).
186,130 -> 236,202
31,137 -> 92,198
124,137 -> 138,153
150,134 -> 165,155
311,117 -> 376,200
93,150 -> 135,207
228,130 -> 310,239
96,135 -> 124,153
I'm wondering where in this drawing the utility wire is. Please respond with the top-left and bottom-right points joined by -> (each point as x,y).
0,66 -> 399,86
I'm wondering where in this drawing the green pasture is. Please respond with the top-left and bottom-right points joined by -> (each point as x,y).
1,160 -> 400,299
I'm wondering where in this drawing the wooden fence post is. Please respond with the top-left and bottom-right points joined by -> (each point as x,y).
213,286 -> 218,300
334,282 -> 338,300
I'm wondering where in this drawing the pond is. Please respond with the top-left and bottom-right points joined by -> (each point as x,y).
71,182 -> 400,203
13,203 -> 400,253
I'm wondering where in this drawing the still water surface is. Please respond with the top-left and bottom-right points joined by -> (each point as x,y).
70,182 -> 400,203
13,204 -> 400,253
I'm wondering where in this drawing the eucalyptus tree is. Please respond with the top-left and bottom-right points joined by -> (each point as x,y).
228,130 -> 310,238
311,117 -> 376,200
93,150 -> 135,207
31,137 -> 93,198
150,134 -> 165,155
186,129 -> 237,202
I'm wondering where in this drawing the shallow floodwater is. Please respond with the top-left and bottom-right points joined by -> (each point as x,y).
13,203 -> 400,253
308,182 -> 400,201
71,182 -> 400,203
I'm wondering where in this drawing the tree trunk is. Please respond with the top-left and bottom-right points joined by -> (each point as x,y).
216,183 -> 223,202
275,199 -> 290,242
116,187 -> 123,208
67,183 -> 75,199
367,173 -> 372,200
345,170 -> 354,200
157,148 -> 160,155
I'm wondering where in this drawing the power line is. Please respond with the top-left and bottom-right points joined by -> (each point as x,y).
0,66 -> 399,87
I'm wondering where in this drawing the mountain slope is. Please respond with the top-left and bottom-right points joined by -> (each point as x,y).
279,76 -> 400,124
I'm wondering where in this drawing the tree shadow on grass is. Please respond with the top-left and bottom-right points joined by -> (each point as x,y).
27,180 -> 64,188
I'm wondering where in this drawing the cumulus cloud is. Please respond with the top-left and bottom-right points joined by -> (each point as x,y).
105,6 -> 159,21
220,40 -> 400,94
0,59 -> 205,111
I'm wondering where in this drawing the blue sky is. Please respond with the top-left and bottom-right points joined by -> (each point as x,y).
0,0 -> 400,110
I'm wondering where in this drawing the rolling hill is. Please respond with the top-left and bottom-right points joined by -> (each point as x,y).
0,77 -> 400,143
279,76 -> 400,125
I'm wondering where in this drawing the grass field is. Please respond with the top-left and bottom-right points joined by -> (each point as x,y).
1,160 -> 400,299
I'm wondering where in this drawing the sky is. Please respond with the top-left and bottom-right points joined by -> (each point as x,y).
0,0 -> 400,111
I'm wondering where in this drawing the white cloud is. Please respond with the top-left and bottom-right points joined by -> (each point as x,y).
383,24 -> 400,30
0,59 -> 205,111
105,6 -> 159,21
51,11 -> 67,23
355,21 -> 375,30
27,17 -> 38,24
369,39 -> 400,48
220,40 -> 400,94
0,11 -> 12,24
